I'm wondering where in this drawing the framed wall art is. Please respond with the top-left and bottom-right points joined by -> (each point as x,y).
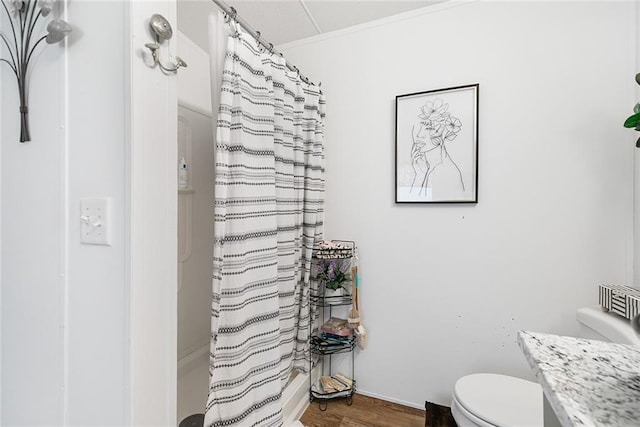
395,84 -> 479,204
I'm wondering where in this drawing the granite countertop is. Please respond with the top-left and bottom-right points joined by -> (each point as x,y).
518,331 -> 640,427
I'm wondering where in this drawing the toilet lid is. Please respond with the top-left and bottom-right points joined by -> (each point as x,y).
453,373 -> 543,427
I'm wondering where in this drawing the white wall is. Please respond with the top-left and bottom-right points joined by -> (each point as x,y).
1,3 -> 67,424
1,1 -> 177,425
280,1 -> 635,407
178,0 -> 216,52
0,21 -> 3,422
66,2 -> 128,424
634,3 -> 640,287
1,1 -> 130,424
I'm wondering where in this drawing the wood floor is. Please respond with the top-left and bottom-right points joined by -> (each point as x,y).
300,394 -> 456,427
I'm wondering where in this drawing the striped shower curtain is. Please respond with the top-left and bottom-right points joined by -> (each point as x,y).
205,27 -> 325,427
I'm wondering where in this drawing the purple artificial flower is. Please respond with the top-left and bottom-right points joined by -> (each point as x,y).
340,261 -> 349,274
327,260 -> 336,277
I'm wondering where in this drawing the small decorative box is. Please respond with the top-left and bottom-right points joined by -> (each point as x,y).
599,284 -> 640,320
313,240 -> 355,259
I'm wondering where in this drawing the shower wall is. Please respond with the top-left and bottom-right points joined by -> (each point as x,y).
177,107 -> 214,358
177,31 -> 215,360
177,0 -> 229,362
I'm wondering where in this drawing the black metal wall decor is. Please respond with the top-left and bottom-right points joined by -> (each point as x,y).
0,0 -> 72,142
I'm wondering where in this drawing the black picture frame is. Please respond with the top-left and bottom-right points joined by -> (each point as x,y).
395,84 -> 479,204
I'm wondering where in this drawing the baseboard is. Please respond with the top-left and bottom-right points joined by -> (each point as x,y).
356,389 -> 425,411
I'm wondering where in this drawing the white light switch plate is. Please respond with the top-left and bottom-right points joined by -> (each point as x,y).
80,198 -> 110,245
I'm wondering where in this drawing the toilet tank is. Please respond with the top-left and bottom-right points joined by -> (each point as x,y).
576,307 -> 640,346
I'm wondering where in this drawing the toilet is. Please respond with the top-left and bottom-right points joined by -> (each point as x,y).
451,307 -> 640,427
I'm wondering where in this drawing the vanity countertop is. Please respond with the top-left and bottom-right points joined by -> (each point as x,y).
518,331 -> 640,427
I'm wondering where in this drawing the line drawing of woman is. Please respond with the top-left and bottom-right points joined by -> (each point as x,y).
410,98 -> 465,197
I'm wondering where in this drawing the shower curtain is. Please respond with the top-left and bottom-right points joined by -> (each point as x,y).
205,25 -> 325,427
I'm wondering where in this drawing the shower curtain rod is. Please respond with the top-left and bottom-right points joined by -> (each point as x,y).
210,0 -> 315,86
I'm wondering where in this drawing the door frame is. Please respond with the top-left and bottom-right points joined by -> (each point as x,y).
126,1 -> 178,424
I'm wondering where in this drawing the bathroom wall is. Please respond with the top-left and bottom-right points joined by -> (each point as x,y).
1,1 -> 177,425
279,0 -> 635,407
178,0 -> 216,52
0,43 -> 3,422
634,4 -> 640,287
1,2 -> 129,424
1,3 -> 65,422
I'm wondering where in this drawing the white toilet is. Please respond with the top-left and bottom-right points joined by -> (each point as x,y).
451,307 -> 640,427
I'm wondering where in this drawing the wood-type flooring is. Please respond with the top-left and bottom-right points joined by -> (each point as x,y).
300,394 -> 457,427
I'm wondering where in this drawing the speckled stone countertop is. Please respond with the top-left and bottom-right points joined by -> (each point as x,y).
518,331 -> 640,427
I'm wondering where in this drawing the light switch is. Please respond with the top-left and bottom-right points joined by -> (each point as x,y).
80,198 -> 110,245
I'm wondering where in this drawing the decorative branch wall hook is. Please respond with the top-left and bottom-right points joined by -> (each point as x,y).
144,14 -> 186,74
0,0 -> 72,142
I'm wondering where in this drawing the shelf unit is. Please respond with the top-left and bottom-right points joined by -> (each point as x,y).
309,241 -> 357,411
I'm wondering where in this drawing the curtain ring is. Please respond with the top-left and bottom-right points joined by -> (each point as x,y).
268,43 -> 274,54
230,19 -> 240,37
226,6 -> 239,36
256,31 -> 266,52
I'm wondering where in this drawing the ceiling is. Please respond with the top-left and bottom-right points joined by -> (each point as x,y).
178,0 -> 443,50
